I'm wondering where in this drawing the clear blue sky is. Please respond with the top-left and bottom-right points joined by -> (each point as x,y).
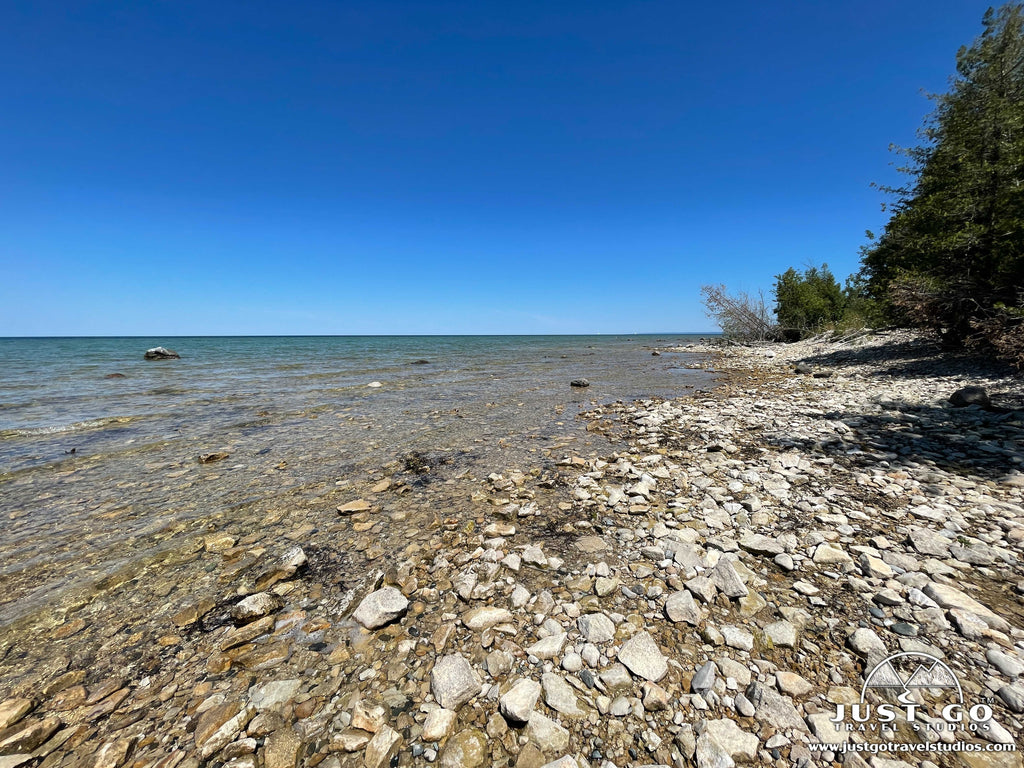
0,1 -> 997,335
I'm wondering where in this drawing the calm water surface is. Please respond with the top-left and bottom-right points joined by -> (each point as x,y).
0,335 -> 714,625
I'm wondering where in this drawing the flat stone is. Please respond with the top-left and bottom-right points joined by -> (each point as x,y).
220,616 -> 275,650
577,613 -> 615,644
739,533 -> 784,557
812,544 -> 852,565
337,499 -> 372,514
908,528 -> 951,557
352,587 -> 409,629
263,728 -> 303,768
709,558 -> 748,599
462,606 -> 513,630
499,679 -> 542,723
364,725 -> 402,768
806,712 -> 851,744
665,590 -> 702,625
527,633 -> 567,660
431,654 -> 481,711
923,583 -> 1009,632
0,699 -> 33,731
541,673 -> 586,717
617,631 -> 668,682
422,708 -> 458,742
700,718 -> 759,760
0,716 -> 60,754
745,682 -> 806,731
575,536 -> 607,552
776,671 -> 812,696
763,620 -> 798,648
194,703 -> 253,759
525,712 -> 570,754
249,679 -> 302,712
721,625 -> 754,652
987,648 -> 1024,678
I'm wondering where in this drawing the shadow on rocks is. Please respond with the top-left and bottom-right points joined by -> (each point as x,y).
765,399 -> 1023,483
796,334 -> 1016,381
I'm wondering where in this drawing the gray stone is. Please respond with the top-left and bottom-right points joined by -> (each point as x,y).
806,712 -> 850,744
997,684 -> 1024,713
709,558 -> 748,599
745,682 -> 806,731
847,628 -> 887,660
763,620 -> 798,649
541,673 -> 586,717
617,631 -> 668,682
499,679 -> 542,723
692,661 -> 717,693
923,583 -> 1009,632
525,712 -> 570,754
527,633 -> 567,660
699,718 -> 759,760
721,625 -> 754,652
908,528 -> 951,558
352,587 -> 409,629
665,590 -> 702,625
739,533 -> 784,557
577,613 -> 615,643
431,654 -> 481,711
987,648 -> 1024,678
949,386 -> 991,408
686,576 -> 718,603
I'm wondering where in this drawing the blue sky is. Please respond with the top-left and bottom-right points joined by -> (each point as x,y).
0,0 -> 998,335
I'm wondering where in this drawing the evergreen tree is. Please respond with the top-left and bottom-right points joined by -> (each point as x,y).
773,264 -> 845,337
862,3 -> 1024,344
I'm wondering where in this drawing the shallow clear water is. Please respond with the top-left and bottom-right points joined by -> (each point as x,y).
0,335 -> 714,625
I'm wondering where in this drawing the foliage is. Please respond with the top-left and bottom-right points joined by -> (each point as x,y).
773,264 -> 846,338
699,284 -> 779,342
860,3 -> 1024,362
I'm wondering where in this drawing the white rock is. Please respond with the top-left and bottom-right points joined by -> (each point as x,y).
431,654 -> 481,711
352,587 -> 409,630
616,631 -> 668,682
499,679 -> 542,723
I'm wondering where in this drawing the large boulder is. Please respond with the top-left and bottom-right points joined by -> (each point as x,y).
144,346 -> 180,360
949,386 -> 991,408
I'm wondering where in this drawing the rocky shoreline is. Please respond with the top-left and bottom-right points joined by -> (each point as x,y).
1,330 -> 1022,768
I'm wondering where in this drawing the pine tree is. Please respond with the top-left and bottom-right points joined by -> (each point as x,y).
862,3 -> 1024,344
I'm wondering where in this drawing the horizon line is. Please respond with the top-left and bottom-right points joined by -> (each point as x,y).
0,331 -> 722,339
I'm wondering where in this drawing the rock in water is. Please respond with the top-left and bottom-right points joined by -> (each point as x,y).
352,587 -> 409,629
144,346 -> 180,360
949,386 -> 991,408
499,679 -> 542,723
570,379 -> 590,388
431,654 -> 481,711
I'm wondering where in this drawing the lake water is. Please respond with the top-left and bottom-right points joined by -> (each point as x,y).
0,335 -> 714,627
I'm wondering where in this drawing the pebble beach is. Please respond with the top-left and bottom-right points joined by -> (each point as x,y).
1,330 -> 1022,768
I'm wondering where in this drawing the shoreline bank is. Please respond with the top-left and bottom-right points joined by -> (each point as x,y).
1,330 -> 1022,768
